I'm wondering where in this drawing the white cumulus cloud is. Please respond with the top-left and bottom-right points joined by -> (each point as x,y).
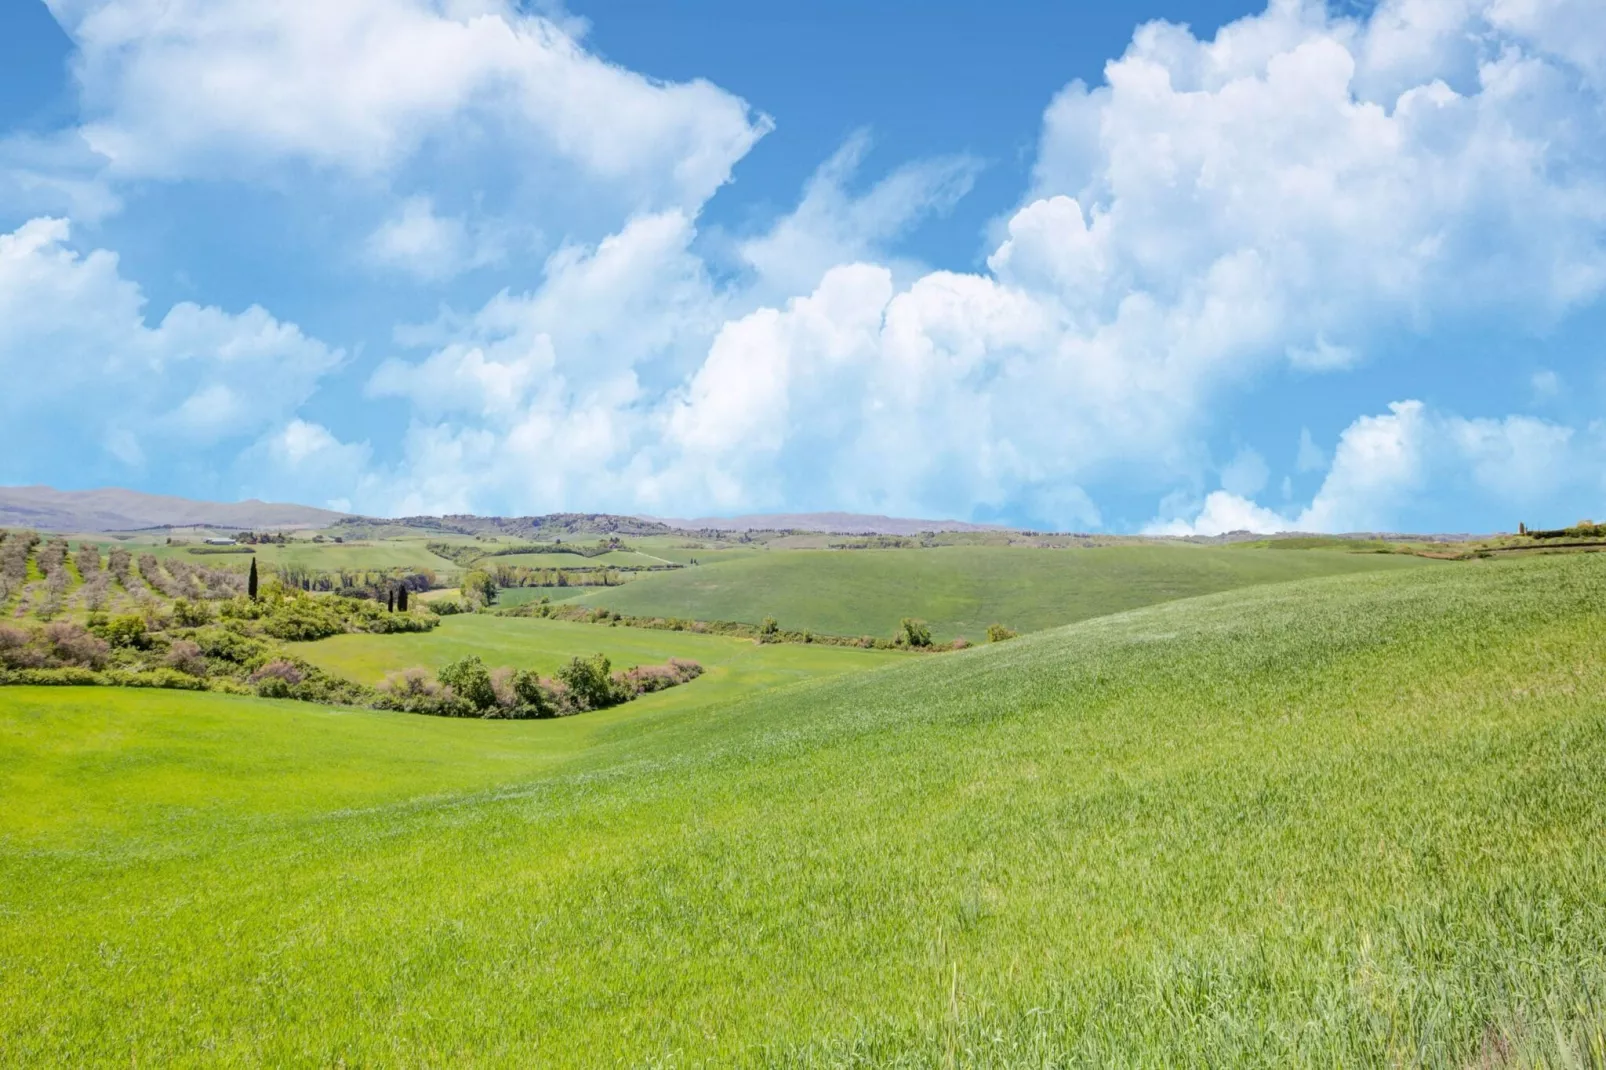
0,217 -> 341,476
1150,400 -> 1591,535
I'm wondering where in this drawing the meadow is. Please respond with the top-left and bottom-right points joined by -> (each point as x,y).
565,542 -> 1435,640
293,612 -> 901,710
4,553 -> 1605,1064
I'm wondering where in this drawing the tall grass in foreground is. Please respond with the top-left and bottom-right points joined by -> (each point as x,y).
1,555 -> 1605,1065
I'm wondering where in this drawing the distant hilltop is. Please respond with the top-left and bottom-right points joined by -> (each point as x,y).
0,488 -> 1013,538
0,486 -> 350,533
641,512 -> 1014,536
0,485 -> 1497,540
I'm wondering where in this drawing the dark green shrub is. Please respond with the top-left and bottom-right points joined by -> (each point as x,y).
510,668 -> 556,718
557,653 -> 620,711
171,598 -> 212,628
900,617 -> 933,648
193,628 -> 266,664
94,614 -> 150,650
437,655 -> 497,712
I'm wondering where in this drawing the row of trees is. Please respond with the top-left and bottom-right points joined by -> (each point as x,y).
375,653 -> 703,720
0,531 -> 35,603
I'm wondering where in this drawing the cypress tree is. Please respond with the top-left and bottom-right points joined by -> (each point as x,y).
387,589 -> 395,612
398,585 -> 409,612
248,557 -> 259,600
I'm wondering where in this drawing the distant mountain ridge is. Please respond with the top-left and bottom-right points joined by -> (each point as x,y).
643,512 -> 1014,535
0,486 -> 350,532
0,488 -> 1011,538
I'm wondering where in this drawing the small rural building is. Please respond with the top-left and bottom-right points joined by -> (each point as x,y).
204,537 -> 238,546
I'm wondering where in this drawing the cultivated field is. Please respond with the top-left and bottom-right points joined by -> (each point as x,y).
565,543 -> 1436,640
4,554 -> 1605,1064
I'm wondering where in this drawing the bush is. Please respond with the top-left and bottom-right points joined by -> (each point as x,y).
164,639 -> 208,677
613,659 -> 704,697
0,666 -> 105,687
93,614 -> 150,650
39,623 -> 111,669
557,653 -> 621,712
375,667 -> 467,716
437,656 -> 497,712
171,598 -> 212,628
217,595 -> 265,621
259,597 -> 348,641
364,611 -> 437,635
192,627 -> 267,664
986,624 -> 1018,643
0,623 -> 40,669
427,598 -> 467,616
510,668 -> 556,718
900,617 -> 933,648
460,570 -> 496,608
107,668 -> 208,691
249,660 -> 305,698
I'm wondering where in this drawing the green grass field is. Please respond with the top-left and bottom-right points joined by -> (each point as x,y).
292,613 -> 902,712
566,543 -> 1436,640
481,549 -> 674,568
4,554 -> 1606,1064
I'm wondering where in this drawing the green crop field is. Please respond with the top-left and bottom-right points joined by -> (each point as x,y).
292,613 -> 902,709
482,549 -> 672,568
566,543 -> 1436,640
247,539 -> 461,573
4,554 -> 1606,1064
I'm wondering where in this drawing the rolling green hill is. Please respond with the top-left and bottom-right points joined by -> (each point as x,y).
567,543 -> 1436,640
4,555 -> 1605,1063
292,613 -> 902,707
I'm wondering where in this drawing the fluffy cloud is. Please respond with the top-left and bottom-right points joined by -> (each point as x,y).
0,217 -> 340,480
13,0 -> 1606,527
736,131 -> 982,301
47,0 -> 769,215
323,0 -> 1606,524
1151,401 -> 1591,534
363,196 -> 505,282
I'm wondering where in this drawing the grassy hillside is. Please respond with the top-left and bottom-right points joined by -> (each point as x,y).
567,543 -> 1435,640
483,549 -> 671,568
293,613 -> 902,710
4,555 -> 1605,1063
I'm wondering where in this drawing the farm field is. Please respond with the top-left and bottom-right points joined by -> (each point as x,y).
4,554 -> 1605,1063
625,537 -> 769,565
567,543 -> 1436,640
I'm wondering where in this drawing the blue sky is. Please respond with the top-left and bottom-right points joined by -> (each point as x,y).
1,0 -> 1602,533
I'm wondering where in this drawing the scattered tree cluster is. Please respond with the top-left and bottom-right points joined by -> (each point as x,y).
489,563 -> 627,591
426,538 -> 628,567
0,593 -> 402,704
375,653 -> 702,720
272,566 -> 436,599
220,584 -> 438,642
